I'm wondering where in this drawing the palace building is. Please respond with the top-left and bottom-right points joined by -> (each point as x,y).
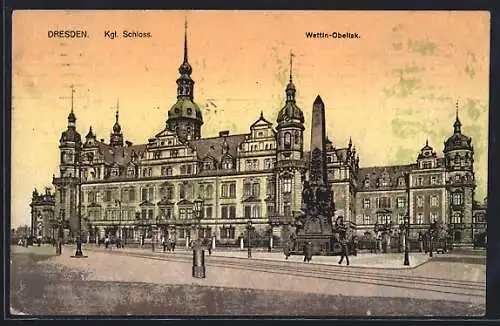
32,24 -> 485,247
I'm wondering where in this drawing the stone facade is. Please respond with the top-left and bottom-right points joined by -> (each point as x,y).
29,187 -> 55,239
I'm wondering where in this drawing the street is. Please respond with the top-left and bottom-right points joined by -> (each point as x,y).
9,245 -> 485,316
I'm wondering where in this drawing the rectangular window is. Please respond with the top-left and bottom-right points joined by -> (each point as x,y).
363,198 -> 370,209
148,188 -> 154,201
267,204 -> 275,216
430,212 -> 438,223
229,206 -> 236,218
141,209 -> 147,220
452,193 -> 464,205
283,178 -> 292,193
244,206 -> 251,218
284,204 -> 291,217
417,213 -> 423,224
417,177 -> 423,186
221,206 -> 228,219
363,215 -> 370,225
148,209 -> 153,220
199,185 -> 205,198
398,213 -> 404,225
229,183 -> 236,198
221,184 -> 228,198
187,209 -> 193,219
267,181 -> 275,196
105,190 -> 112,202
430,196 -> 439,207
430,176 -> 437,185
129,188 -> 136,201
141,189 -> 147,201
452,212 -> 462,224
397,197 -> 406,208
417,196 -> 424,208
252,183 -> 260,197
178,228 -> 185,239
379,197 -> 391,209
205,206 -> 213,219
179,208 -> 186,219
252,205 -> 260,218
244,183 -> 251,197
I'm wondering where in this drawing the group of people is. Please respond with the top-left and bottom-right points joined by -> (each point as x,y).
161,237 -> 177,252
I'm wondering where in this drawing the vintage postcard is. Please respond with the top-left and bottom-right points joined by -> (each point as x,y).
10,10 -> 488,317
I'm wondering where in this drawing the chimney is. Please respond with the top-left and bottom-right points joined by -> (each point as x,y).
219,130 -> 230,137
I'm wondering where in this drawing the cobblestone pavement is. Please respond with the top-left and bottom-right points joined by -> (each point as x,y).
9,245 -> 486,316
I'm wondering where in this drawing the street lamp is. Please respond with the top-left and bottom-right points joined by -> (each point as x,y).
71,148 -> 89,258
192,196 -> 205,278
246,219 -> 253,258
115,199 -> 122,248
429,220 -> 438,258
400,215 -> 410,266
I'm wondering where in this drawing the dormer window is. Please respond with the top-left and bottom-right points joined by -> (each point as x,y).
364,179 -> 370,188
222,158 -> 233,169
187,108 -> 192,115
398,177 -> 405,187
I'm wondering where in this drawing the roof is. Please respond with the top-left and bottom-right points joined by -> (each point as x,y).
358,164 -> 414,190
189,134 -> 247,162
94,141 -> 147,166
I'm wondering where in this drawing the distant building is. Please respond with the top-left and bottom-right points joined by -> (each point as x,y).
29,187 -> 55,240
42,24 -> 483,246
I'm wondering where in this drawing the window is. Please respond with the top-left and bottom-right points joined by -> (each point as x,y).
381,178 -> 388,187
397,197 -> 406,208
378,197 -> 391,209
398,213 -> 404,225
267,204 -> 275,216
244,206 -> 251,218
180,165 -> 186,175
88,191 -> 97,203
187,165 -> 192,175
148,209 -> 153,220
221,184 -> 228,198
267,181 -> 275,196
452,192 -> 464,205
416,177 -> 423,186
264,159 -> 272,169
229,183 -> 236,198
199,185 -> 205,198
252,205 -> 260,218
244,183 -> 251,197
179,208 -> 186,219
294,131 -> 300,145
205,184 -> 213,199
221,206 -> 228,219
284,132 -> 291,150
129,188 -> 136,201
430,176 -> 437,185
398,177 -> 405,187
363,198 -> 371,209
229,206 -> 236,218
284,204 -> 291,217
363,215 -> 371,225
222,158 -> 233,169
430,196 -> 439,207
422,161 -> 431,169
417,195 -> 424,208
455,175 -> 461,182
105,190 -> 112,202
430,212 -> 438,223
416,213 -> 423,224
178,228 -> 185,239
283,178 -> 292,193
171,150 -> 178,158
205,206 -> 213,219
252,183 -> 260,197
364,179 -> 370,188
220,227 -> 235,239
179,184 -> 186,199
161,166 -> 172,176
452,211 -> 462,224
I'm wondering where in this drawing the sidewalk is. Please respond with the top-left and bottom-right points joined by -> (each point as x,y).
89,246 -> 432,269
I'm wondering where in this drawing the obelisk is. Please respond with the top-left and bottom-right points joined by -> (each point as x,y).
309,95 -> 328,186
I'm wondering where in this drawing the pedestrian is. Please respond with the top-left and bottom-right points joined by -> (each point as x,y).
338,235 -> 350,266
352,236 -> 358,256
171,240 -> 176,252
306,241 -> 313,262
303,243 -> 308,262
284,241 -> 291,260
104,236 -> 109,249
418,232 -> 424,253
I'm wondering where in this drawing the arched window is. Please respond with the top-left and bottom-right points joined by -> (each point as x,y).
294,131 -> 300,145
284,132 -> 291,150
179,184 -> 186,199
364,179 -> 370,188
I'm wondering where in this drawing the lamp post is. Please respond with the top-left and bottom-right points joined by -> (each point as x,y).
400,215 -> 410,266
429,220 -> 437,258
247,219 -> 253,258
192,197 -> 206,278
71,149 -> 87,258
115,199 -> 122,248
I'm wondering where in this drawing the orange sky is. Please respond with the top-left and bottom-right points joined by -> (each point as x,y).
11,10 -> 490,227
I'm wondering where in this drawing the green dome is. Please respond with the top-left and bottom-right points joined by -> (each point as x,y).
167,99 -> 203,123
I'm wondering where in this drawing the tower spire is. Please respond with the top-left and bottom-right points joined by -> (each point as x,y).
70,84 -> 75,114
116,98 -> 120,123
67,84 -> 76,126
454,99 -> 462,134
289,50 -> 294,83
184,17 -> 188,64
